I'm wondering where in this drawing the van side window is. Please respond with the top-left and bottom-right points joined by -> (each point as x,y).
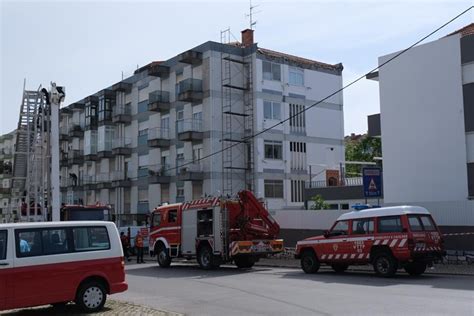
42,229 -> 69,254
168,210 -> 177,223
0,230 -> 6,260
408,215 -> 423,232
351,219 -> 374,235
377,216 -> 403,233
73,227 -> 110,252
153,213 -> 161,227
16,230 -> 42,257
420,215 -> 436,231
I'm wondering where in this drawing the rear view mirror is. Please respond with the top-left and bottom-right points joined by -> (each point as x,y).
324,230 -> 330,238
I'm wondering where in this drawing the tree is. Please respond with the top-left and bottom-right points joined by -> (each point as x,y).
310,194 -> 329,210
345,136 -> 381,176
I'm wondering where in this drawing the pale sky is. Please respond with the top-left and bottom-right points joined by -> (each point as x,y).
1,0 -> 473,135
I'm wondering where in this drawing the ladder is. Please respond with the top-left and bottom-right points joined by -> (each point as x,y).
220,203 -> 230,260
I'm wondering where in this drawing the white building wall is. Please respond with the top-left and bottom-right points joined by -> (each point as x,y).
378,33 -> 468,204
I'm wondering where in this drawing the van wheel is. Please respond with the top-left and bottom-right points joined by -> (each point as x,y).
197,245 -> 218,270
373,251 -> 398,277
331,264 -> 349,273
76,281 -> 107,313
404,262 -> 427,276
156,245 -> 172,268
234,256 -> 255,269
301,250 -> 320,274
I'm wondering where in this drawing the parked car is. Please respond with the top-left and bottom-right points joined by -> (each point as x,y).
0,221 -> 128,312
295,206 -> 446,277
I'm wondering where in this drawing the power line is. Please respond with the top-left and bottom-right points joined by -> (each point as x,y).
158,6 -> 473,176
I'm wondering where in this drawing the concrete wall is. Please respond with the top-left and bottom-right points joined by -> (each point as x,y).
378,33 -> 468,204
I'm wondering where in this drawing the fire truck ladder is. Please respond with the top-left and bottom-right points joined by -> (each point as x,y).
220,203 -> 230,260
243,54 -> 255,192
220,29 -> 250,196
12,88 -> 49,222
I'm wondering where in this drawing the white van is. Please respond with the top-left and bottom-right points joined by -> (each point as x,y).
0,221 -> 128,312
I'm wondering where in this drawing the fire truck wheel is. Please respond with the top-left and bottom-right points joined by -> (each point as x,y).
404,262 -> 427,276
234,256 -> 255,269
197,245 -> 217,270
301,250 -> 320,274
331,264 -> 349,273
156,245 -> 172,268
373,251 -> 398,277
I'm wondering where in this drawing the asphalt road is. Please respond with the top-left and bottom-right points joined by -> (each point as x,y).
113,262 -> 474,316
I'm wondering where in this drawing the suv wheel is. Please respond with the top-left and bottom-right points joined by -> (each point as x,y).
76,281 -> 107,313
404,262 -> 427,276
331,264 -> 349,273
197,245 -> 218,270
301,250 -> 320,274
373,251 -> 398,277
156,245 -> 172,268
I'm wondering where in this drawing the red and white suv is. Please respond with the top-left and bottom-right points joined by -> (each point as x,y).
295,206 -> 445,277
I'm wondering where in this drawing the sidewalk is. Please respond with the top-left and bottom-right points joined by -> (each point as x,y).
0,300 -> 181,316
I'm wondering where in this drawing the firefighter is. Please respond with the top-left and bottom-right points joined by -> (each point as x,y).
135,230 -> 145,264
120,231 -> 131,261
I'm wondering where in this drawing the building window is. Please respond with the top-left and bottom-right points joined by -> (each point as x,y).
290,142 -> 306,170
289,103 -> 306,133
290,180 -> 305,202
138,100 -> 148,113
98,96 -> 114,121
289,67 -> 304,86
262,61 -> 281,81
161,117 -> 170,130
263,101 -> 281,120
138,128 -> 148,146
264,140 -> 282,160
264,180 -> 284,198
138,188 -> 148,203
176,184 -> 184,198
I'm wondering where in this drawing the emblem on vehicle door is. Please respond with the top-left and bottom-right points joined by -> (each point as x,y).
430,232 -> 440,243
353,240 -> 365,253
333,244 -> 338,251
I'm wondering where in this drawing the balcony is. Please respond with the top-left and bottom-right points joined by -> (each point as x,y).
177,160 -> 204,181
60,126 -> 69,141
60,152 -> 69,167
68,149 -> 84,165
96,173 -> 112,189
148,63 -> 170,77
83,175 -> 97,190
177,78 -> 203,103
69,124 -> 84,138
111,170 -> 131,188
177,119 -> 203,141
148,91 -> 170,112
112,138 -> 132,156
84,146 -> 98,161
0,188 -> 11,195
112,105 -> 132,123
148,164 -> 172,184
178,50 -> 202,65
306,177 -> 363,189
147,128 -> 171,148
112,81 -> 132,93
97,140 -> 113,158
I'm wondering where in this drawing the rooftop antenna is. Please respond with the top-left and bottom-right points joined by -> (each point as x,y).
246,0 -> 260,30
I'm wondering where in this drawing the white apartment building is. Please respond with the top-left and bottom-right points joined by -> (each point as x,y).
0,130 -> 16,221
367,23 -> 474,226
58,29 -> 344,224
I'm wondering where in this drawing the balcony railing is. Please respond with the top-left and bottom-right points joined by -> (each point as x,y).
177,119 -> 203,141
113,105 -> 132,123
69,124 -> 84,137
96,173 -> 112,189
177,160 -> 204,181
83,175 -> 97,190
176,78 -> 203,102
148,164 -> 172,184
147,128 -> 171,147
148,91 -> 171,112
305,177 -> 363,189
112,137 -> 132,155
68,149 -> 84,165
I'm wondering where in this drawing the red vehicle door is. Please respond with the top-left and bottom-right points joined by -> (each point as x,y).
322,220 -> 352,262
348,218 -> 375,261
0,229 -> 11,310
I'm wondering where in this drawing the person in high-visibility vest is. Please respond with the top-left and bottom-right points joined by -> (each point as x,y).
135,231 -> 145,264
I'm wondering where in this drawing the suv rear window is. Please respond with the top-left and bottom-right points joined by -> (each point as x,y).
420,215 -> 436,231
409,215 -> 436,231
377,216 -> 403,233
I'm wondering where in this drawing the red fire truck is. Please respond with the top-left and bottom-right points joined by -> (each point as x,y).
149,190 -> 283,269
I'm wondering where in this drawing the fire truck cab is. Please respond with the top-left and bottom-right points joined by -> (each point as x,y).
295,206 -> 445,277
149,190 -> 283,269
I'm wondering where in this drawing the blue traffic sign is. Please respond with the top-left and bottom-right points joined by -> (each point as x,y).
363,167 -> 382,198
